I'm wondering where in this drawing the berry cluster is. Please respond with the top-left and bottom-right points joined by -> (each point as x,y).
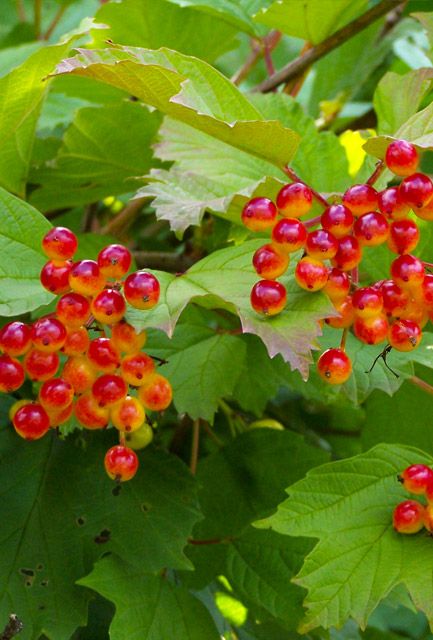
393,464 -> 433,534
242,140 -> 433,384
0,227 -> 172,483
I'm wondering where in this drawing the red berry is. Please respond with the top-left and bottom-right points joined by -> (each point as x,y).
323,268 -> 350,302
111,321 -> 147,354
121,353 -> 155,386
88,338 -> 120,372
252,244 -> 289,279
250,280 -> 287,316
331,236 -> 362,271
295,257 -> 328,292
47,402 -> 74,428
399,464 -> 433,495
424,504 -> 433,532
24,349 -> 59,381
321,204 -> 354,238
380,280 -> 409,317
353,314 -> 388,345
416,198 -> 433,221
97,244 -> 132,279
138,374 -> 172,411
40,260 -> 72,295
276,182 -> 313,217
104,445 -> 138,482
91,289 -> 126,325
0,355 -> 24,392
62,356 -> 96,394
74,391 -> 109,429
422,274 -> 433,309
13,403 -> 50,440
387,219 -> 419,255
353,212 -> 389,247
388,319 -> 422,351
342,184 -> 378,216
271,218 -> 307,253
400,173 -> 433,209
42,227 -> 78,261
56,293 -> 90,329
401,299 -> 428,328
352,287 -> 383,318
317,348 -> 352,385
61,327 -> 90,356
69,260 -> 106,297
124,272 -> 160,310
385,140 -> 419,177
390,255 -> 425,291
378,187 -> 410,220
92,374 -> 127,407
0,321 -> 31,356
325,295 -> 354,329
31,316 -> 67,352
111,396 -> 146,432
305,229 -> 338,260
241,198 -> 277,231
39,377 -> 74,411
393,500 -> 425,534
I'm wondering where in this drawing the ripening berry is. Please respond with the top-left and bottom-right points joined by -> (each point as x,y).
97,244 -> 132,279
391,254 -> 425,291
353,314 -> 388,345
276,182 -> 313,217
0,321 -> 31,356
400,173 -> 433,209
295,257 -> 328,292
378,187 -> 410,220
325,295 -> 354,329
426,484 -> 433,504
252,244 -> 289,279
111,396 -> 146,433
400,299 -> 428,328
13,403 -> 50,440
40,260 -> 72,295
74,391 -> 109,429
88,338 -> 120,372
138,374 -> 172,411
24,349 -> 59,381
61,327 -> 90,356
69,260 -> 106,297
323,268 -> 350,302
398,464 -> 433,494
9,399 -> 30,422
331,236 -> 362,271
250,280 -> 287,316
39,378 -> 74,411
104,445 -> 139,482
56,293 -> 90,329
0,355 -> 24,392
124,422 -> 153,450
91,289 -> 126,325
422,274 -> 433,309
62,356 -> 96,394
241,197 -> 277,231
305,229 -> 338,260
111,321 -> 146,354
47,402 -> 74,428
320,204 -> 353,239
415,198 -> 433,221
388,319 -> 422,351
385,140 -> 419,177
317,348 -> 352,385
424,504 -> 433,532
352,287 -> 383,318
342,184 -> 378,216
271,218 -> 307,253
42,227 -> 78,261
380,280 -> 409,318
353,212 -> 389,247
92,374 -> 128,407
393,500 -> 425,534
31,316 -> 67,352
124,272 -> 160,310
120,352 -> 155,386
387,219 -> 420,255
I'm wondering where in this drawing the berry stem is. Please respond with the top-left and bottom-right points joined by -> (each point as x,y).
188,536 -> 234,545
351,266 -> 359,285
409,376 -> 433,397
0,614 -> 24,640
423,261 -> 433,269
149,355 -> 169,366
190,419 -> 200,475
304,215 -> 322,229
43,3 -> 67,39
366,160 -> 385,186
340,328 -> 348,351
283,166 -> 329,208
231,30 -> 281,86
203,422 -> 224,447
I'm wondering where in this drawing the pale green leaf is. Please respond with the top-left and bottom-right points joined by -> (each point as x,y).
164,0 -> 271,35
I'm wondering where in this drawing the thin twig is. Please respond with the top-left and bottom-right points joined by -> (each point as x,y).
231,30 -> 281,86
43,4 -> 67,40
304,215 -> 322,229
34,0 -> 42,39
190,420 -> 200,475
0,615 -> 24,640
252,0 -> 401,93
15,0 -> 26,21
202,422 -> 224,448
188,536 -> 234,545
340,328 -> 348,351
367,161 -> 385,186
409,376 -> 433,397
102,197 -> 147,236
283,166 -> 329,208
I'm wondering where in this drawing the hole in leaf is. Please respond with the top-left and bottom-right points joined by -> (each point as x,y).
19,568 -> 34,577
76,516 -> 86,526
94,529 -> 111,544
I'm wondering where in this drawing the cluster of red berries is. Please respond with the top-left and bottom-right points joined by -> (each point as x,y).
393,464 -> 433,535
242,140 -> 433,384
0,227 -> 172,483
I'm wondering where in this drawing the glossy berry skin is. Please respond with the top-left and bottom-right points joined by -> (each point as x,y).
241,197 -> 277,231
388,319 -> 422,352
416,198 -> 433,221
88,338 -> 120,373
393,500 -> 425,534
378,187 -> 410,220
391,255 -> 425,291
385,140 -> 419,177
401,299 -> 429,328
111,321 -> 146,354
13,403 -> 50,441
9,399 -> 30,422
400,173 -> 433,209
0,321 -> 31,356
0,355 -> 24,392
40,260 -> 72,295
138,374 -> 173,411
39,378 -> 74,411
111,396 -> 146,432
323,268 -> 350,302
124,422 -> 153,450
69,260 -> 106,297
317,348 -> 352,385
124,272 -> 160,310
97,244 -> 132,279
74,391 -> 109,429
24,349 -> 59,381
398,464 -> 433,495
121,353 -> 155,386
31,316 -> 66,352
56,293 -> 90,329
276,182 -> 313,217
250,280 -> 287,316
353,212 -> 389,247
295,257 -> 328,292
104,445 -> 138,482
342,184 -> 378,216
271,218 -> 307,253
387,219 -> 419,255
62,356 -> 96,394
42,227 -> 78,261
331,236 -> 362,272
422,274 -> 433,308
352,287 -> 383,318
91,289 -> 126,325
62,327 -> 90,356
353,314 -> 388,346
92,374 -> 128,407
325,295 -> 354,329
320,204 -> 353,239
380,280 -> 409,318
252,244 -> 289,279
305,229 -> 338,260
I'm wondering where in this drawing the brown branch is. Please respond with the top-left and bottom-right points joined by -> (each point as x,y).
0,615 -> 24,640
133,250 -> 195,273
102,197 -> 148,237
231,30 -> 281,86
190,420 -> 200,475
16,0 -> 26,21
252,0 -> 402,93
409,376 -> 433,397
367,161 -> 385,186
283,166 -> 329,208
34,0 -> 42,39
43,4 -> 67,40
